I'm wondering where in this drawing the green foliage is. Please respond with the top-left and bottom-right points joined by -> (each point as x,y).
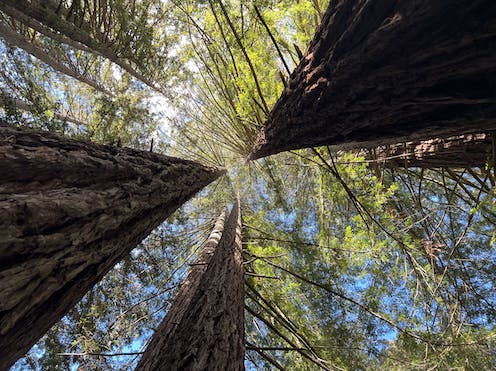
4,1 -> 496,370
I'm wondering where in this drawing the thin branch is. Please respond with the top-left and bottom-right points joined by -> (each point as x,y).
253,5 -> 291,76
57,351 -> 143,357
215,0 -> 269,114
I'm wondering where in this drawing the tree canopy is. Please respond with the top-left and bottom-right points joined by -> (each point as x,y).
1,0 -> 495,370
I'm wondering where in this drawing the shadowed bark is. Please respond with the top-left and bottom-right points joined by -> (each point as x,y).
0,125 -> 224,369
250,0 -> 496,160
136,198 -> 244,371
364,133 -> 495,168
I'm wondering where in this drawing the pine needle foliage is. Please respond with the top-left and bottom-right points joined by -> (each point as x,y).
2,1 -> 495,370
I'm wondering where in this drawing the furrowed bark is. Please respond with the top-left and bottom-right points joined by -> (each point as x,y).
136,197 -> 244,371
250,0 -> 496,159
0,125 -> 224,369
365,133 -> 495,168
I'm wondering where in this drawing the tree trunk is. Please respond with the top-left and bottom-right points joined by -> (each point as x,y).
0,125 -> 223,369
365,133 -> 495,168
0,3 -> 94,54
0,19 -> 109,94
250,0 -> 496,160
136,197 -> 244,371
0,0 -> 164,94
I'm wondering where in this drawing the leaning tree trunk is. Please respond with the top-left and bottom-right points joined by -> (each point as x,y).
0,125 -> 223,369
365,133 -> 495,168
136,198 -> 245,371
0,19 -> 109,94
0,3 -> 94,54
250,0 -> 496,160
0,0 -> 163,94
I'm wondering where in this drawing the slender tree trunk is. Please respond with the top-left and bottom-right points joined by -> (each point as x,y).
0,20 -> 110,94
0,0 -> 164,94
365,133 -> 495,168
250,0 -> 496,160
136,197 -> 245,371
0,125 -> 224,369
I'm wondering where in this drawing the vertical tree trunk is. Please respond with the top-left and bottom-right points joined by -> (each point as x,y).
136,197 -> 245,371
365,133 -> 495,168
250,0 -> 496,160
0,125 -> 224,369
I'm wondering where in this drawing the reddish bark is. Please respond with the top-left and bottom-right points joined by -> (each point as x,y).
0,125 -> 223,369
136,198 -> 244,371
366,133 -> 495,168
250,0 -> 496,160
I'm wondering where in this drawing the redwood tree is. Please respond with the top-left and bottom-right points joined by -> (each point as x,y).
0,125 -> 223,369
136,198 -> 244,371
250,0 -> 496,160
366,133 -> 495,168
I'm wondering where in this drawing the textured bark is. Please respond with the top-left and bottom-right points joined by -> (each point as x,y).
250,0 -> 496,159
136,198 -> 244,371
366,133 -> 495,168
0,125 -> 223,369
0,0 -> 163,93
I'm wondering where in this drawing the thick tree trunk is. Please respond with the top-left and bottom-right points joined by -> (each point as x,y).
0,3 -> 94,54
0,0 -> 163,94
0,125 -> 223,369
365,133 -> 495,168
136,198 -> 245,371
250,0 -> 496,160
0,2 -> 91,53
